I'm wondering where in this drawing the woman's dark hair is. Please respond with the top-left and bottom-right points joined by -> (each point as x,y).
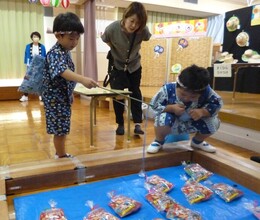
53,12 -> 84,34
30,31 -> 41,40
177,64 -> 210,94
122,2 -> 148,32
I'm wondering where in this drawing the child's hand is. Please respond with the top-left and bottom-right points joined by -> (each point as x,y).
166,104 -> 185,116
189,109 -> 209,121
82,77 -> 98,89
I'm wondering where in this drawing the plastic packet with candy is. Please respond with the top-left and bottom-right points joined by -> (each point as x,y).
181,181 -> 213,204
84,200 -> 119,220
146,190 -> 177,212
166,203 -> 202,220
211,182 -> 244,202
39,199 -> 67,220
145,175 -> 174,193
182,162 -> 213,182
107,191 -> 141,217
244,200 -> 260,220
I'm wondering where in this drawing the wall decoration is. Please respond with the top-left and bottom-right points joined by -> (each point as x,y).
153,45 -> 164,58
223,6 -> 260,63
40,0 -> 50,6
61,0 -> 70,8
171,63 -> 182,74
51,0 -> 60,7
153,19 -> 207,38
242,49 -> 260,62
236,31 -> 249,47
177,38 -> 189,51
251,5 -> 260,26
217,52 -> 238,64
226,16 -> 240,32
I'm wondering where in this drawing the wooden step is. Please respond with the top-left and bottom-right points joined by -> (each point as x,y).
2,148 -> 191,195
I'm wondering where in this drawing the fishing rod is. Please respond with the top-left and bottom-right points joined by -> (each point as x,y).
97,85 -> 153,109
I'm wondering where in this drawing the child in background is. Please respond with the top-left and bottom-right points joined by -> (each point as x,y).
20,31 -> 46,102
42,12 -> 97,158
147,64 -> 223,154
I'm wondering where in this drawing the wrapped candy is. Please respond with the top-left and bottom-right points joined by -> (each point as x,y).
108,191 -> 141,217
166,203 -> 202,220
211,183 -> 243,202
181,181 -> 213,204
84,200 -> 119,220
146,175 -> 174,193
244,200 -> 260,220
39,200 -> 67,220
146,191 -> 177,212
183,162 -> 213,182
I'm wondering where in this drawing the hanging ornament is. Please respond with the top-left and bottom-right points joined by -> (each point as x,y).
51,0 -> 61,7
28,0 -> 38,3
153,45 -> 164,58
61,0 -> 70,8
177,38 -> 188,51
40,0 -> 50,6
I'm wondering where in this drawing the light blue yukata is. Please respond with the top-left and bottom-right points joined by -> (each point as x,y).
150,82 -> 223,135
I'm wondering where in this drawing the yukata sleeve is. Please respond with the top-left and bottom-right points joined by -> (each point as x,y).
203,89 -> 223,116
47,51 -> 68,80
150,85 -> 169,115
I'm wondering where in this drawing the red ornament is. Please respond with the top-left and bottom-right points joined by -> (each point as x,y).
40,0 -> 50,6
61,0 -> 70,9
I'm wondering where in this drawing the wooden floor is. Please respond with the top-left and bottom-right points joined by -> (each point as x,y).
1,88 -> 260,219
0,87 -> 259,166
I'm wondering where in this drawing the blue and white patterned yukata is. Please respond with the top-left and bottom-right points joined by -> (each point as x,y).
150,82 -> 223,135
42,42 -> 76,136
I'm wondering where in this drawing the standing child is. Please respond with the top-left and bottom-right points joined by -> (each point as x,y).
147,64 -> 223,154
42,12 -> 97,158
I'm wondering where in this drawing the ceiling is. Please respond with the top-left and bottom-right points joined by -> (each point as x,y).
73,0 -> 260,17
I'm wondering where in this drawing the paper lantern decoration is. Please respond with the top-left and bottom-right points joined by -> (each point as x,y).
28,0 -> 38,3
40,0 -> 50,6
51,0 -> 61,7
61,0 -> 70,8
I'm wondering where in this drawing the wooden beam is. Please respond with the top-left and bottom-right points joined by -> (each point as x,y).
0,179 -> 8,220
192,149 -> 260,194
4,148 -> 191,195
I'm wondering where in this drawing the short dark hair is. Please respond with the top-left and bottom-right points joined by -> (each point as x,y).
30,31 -> 41,40
177,64 -> 210,94
122,2 -> 148,32
53,12 -> 84,34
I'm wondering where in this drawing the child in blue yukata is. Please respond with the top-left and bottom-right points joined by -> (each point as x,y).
42,12 -> 98,158
147,64 -> 223,154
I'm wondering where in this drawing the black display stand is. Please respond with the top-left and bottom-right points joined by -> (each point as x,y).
208,67 -> 260,94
